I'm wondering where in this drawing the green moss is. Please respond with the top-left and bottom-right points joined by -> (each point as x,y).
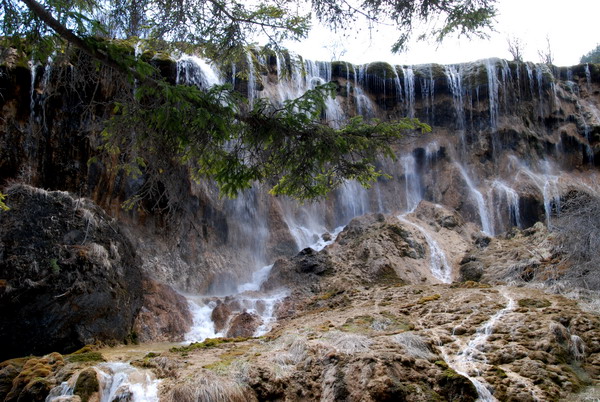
434,360 -> 449,369
339,312 -> 413,334
518,298 -> 551,308
417,294 -> 441,304
74,368 -> 99,402
144,352 -> 160,359
66,352 -> 105,363
169,337 -> 250,353
366,62 -> 396,79
492,366 -> 508,378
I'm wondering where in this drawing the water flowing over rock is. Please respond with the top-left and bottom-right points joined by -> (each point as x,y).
1,50 -> 599,293
1,47 -> 600,400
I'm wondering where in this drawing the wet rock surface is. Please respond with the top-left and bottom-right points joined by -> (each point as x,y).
147,284 -> 600,402
133,279 -> 193,342
0,184 -> 143,360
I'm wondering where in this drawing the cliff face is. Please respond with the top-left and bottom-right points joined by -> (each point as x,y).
0,48 -> 599,294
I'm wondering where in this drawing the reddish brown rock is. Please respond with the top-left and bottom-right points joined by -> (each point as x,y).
211,302 -> 233,334
133,279 -> 193,342
226,312 -> 262,338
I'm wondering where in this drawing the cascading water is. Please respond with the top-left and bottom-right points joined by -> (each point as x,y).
45,363 -> 160,402
510,157 -> 562,228
490,180 -> 522,231
444,64 -> 467,151
441,289 -> 516,402
402,66 -> 416,118
176,55 -> 222,88
455,163 -> 494,235
397,154 -> 453,283
419,65 -> 435,123
397,214 -> 453,283
401,154 -> 422,212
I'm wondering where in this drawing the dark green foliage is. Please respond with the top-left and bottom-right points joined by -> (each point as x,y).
580,44 -> 600,64
105,78 -> 430,201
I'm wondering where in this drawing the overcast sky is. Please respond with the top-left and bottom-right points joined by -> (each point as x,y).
282,0 -> 599,66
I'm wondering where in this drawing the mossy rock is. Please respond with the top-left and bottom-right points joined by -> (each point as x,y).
66,352 -> 105,363
438,368 -> 478,402
331,61 -> 355,80
169,337 -> 250,353
74,368 -> 99,402
417,294 -> 441,304
366,62 -> 397,79
518,298 -> 551,308
2,353 -> 64,401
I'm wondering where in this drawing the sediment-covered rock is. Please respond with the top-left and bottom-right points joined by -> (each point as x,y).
133,279 -> 193,342
0,184 -> 143,360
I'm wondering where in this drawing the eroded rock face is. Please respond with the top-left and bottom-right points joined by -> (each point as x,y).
133,279 -> 193,343
265,206 -> 474,293
0,184 -> 143,360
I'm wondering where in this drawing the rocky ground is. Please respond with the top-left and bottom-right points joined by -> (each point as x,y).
3,282 -> 598,401
1,191 -> 599,401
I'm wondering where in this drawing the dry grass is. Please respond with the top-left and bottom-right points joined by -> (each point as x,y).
320,331 -> 372,354
163,371 -> 253,402
391,332 -> 434,360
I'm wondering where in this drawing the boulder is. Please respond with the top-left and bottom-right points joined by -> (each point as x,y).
211,301 -> 233,333
226,312 -> 262,338
0,184 -> 143,360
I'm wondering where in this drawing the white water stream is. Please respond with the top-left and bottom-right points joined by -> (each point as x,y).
46,363 -> 160,402
441,289 -> 516,402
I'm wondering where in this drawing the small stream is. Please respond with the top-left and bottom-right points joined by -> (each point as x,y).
441,288 -> 516,402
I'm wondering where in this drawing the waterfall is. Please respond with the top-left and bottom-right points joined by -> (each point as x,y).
401,154 -> 422,213
511,157 -> 562,228
420,65 -> 435,123
402,66 -> 416,118
455,163 -> 493,235
490,180 -> 522,231
395,153 -> 453,283
97,363 -> 160,402
176,55 -> 222,88
392,65 -> 403,103
445,64 -> 466,150
485,59 -> 500,132
397,215 -> 452,283
46,364 -> 160,402
245,50 -> 258,106
585,63 -> 592,92
535,64 -> 545,118
337,180 -> 370,223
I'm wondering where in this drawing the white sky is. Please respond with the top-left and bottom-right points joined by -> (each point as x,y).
282,0 -> 600,66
